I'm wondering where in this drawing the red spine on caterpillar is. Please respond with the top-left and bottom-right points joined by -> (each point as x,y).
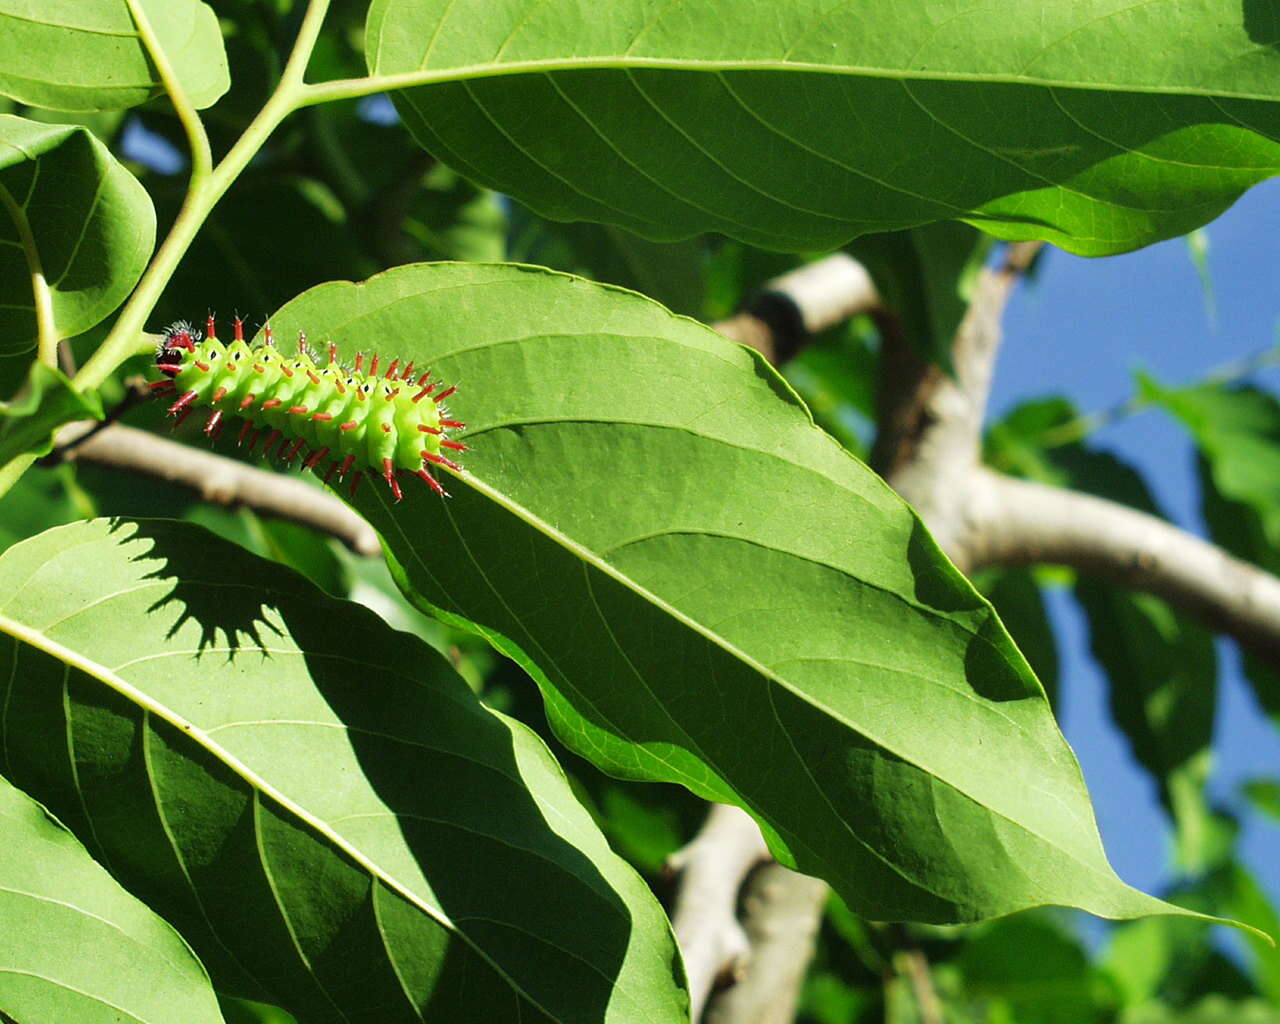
153,318 -> 467,500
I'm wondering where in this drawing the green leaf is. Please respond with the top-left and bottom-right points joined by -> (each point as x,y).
270,261 -> 1205,928
366,0 -> 1280,257
1140,379 -> 1280,722
0,518 -> 687,1024
0,363 -> 102,466
0,0 -> 228,112
954,913 -> 1103,1024
1076,581 -> 1217,871
1141,378 -> 1280,550
1122,997 -> 1280,1024
1242,778 -> 1280,825
847,222 -> 992,372
0,115 -> 155,398
0,775 -> 225,1024
972,568 -> 1059,713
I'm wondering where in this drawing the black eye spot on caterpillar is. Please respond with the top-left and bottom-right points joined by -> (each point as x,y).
151,316 -> 467,501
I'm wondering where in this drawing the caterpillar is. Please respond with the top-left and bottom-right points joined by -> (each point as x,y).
150,316 -> 467,501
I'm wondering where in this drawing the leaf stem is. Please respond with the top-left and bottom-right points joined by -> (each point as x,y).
0,452 -> 39,497
1039,339 -> 1280,448
123,0 -> 212,184
74,0 -> 334,394
0,181 -> 58,368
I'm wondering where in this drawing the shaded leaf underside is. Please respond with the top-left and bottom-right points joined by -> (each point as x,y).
368,0 -> 1280,255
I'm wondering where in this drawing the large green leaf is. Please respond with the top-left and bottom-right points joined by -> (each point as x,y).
0,518 -> 687,1024
366,0 -> 1280,257
0,775 -> 225,1024
268,261 -> 1197,927
0,0 -> 228,112
0,115 -> 155,399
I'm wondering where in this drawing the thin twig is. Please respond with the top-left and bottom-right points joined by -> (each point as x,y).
1040,338 -> 1280,448
50,422 -> 381,557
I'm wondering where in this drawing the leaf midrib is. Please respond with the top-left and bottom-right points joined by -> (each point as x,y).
0,607 -> 578,1018
365,54 -> 1280,105
373,473 -> 1126,900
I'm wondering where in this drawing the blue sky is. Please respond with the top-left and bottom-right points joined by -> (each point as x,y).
992,179 -> 1280,917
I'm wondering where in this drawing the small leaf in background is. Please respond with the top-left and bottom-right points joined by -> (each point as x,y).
1076,582 -> 1217,872
0,776 -> 225,1024
0,461 -> 82,550
0,363 -> 102,465
1185,229 -> 1216,329
1140,377 -> 1280,550
272,262 -> 1213,930
1242,778 -> 1280,825
508,205 -> 706,317
406,162 -> 508,264
217,995 -> 298,1024
368,0 -> 1280,256
0,518 -> 688,1024
953,913 -> 1102,1024
154,175 -> 370,329
0,115 -> 155,398
783,321 -> 879,458
1141,377 -> 1280,721
0,0 -> 228,112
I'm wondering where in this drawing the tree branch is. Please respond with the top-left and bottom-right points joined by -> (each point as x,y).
667,804 -> 771,1021
964,467 -> 1280,663
701,865 -> 829,1024
51,421 -> 381,557
713,253 -> 879,363
876,241 -> 1041,552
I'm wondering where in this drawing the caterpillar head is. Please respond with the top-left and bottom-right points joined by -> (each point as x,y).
157,321 -> 200,374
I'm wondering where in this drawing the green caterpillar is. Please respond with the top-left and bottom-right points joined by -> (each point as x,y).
153,316 -> 466,500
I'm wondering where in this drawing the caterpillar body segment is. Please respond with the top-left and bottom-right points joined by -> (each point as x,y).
154,318 -> 466,500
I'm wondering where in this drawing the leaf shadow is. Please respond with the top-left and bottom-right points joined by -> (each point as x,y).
99,517 -> 668,1022
1242,0 -> 1280,49
109,517 -> 285,657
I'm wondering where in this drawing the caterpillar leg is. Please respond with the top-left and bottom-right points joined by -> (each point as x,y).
167,390 -> 200,416
281,438 -> 307,465
415,469 -> 449,498
422,450 -> 462,473
381,458 -> 403,502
